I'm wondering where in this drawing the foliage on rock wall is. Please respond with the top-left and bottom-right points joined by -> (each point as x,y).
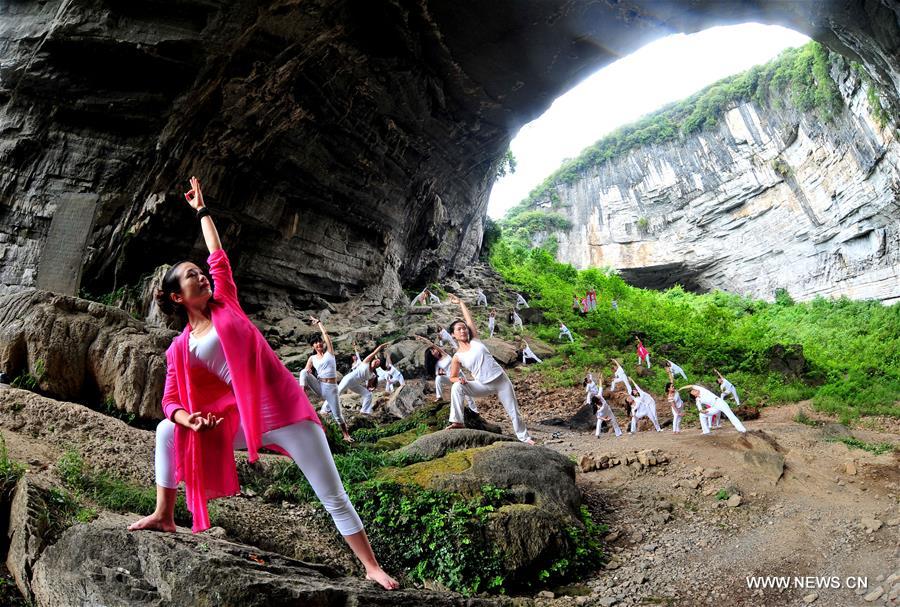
498,209 -> 573,250
490,239 -> 900,422
506,41 -> 844,218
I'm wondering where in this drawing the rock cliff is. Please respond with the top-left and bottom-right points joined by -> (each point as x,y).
1,1 -> 899,308
523,59 -> 900,303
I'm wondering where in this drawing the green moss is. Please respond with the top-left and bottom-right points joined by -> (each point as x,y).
380,449 -> 474,487
372,426 -> 427,451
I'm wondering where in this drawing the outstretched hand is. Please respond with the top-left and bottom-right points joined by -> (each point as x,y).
309,316 -> 321,325
448,294 -> 461,305
184,176 -> 206,210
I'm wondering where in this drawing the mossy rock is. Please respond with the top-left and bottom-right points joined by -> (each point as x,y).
380,449 -> 474,488
372,427 -> 425,451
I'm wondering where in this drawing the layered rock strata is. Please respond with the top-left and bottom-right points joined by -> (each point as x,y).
1,1 -> 898,307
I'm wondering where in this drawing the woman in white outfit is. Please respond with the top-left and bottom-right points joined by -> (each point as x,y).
375,350 -> 405,393
511,310 -> 524,331
338,344 -> 386,414
628,379 -> 662,433
592,385 -> 622,439
521,340 -> 542,364
417,336 -> 477,411
409,288 -> 440,307
558,322 -> 574,342
682,384 -> 747,434
609,359 -> 633,394
475,288 -> 488,307
435,325 -> 458,350
665,366 -> 685,433
515,293 -> 529,309
584,372 -> 599,406
665,360 -> 688,380
446,295 -> 533,444
298,316 -> 352,442
487,310 -> 496,337
351,344 -> 362,370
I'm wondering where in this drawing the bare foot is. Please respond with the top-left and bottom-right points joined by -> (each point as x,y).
366,567 -> 400,590
523,438 -> 535,445
342,434 -> 355,443
127,513 -> 176,533
445,422 -> 465,430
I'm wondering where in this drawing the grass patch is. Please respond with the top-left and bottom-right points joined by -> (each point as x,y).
56,451 -> 191,523
829,436 -> 897,456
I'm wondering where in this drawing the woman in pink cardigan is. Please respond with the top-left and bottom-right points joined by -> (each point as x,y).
128,177 -> 398,590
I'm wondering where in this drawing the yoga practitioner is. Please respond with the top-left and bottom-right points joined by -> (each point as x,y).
558,321 -> 574,342
409,288 -> 440,307
417,336 -> 477,411
592,378 -> 622,438
584,372 -> 599,405
338,344 -> 387,414
351,344 -> 362,369
511,309 -> 523,331
475,288 -> 488,307
609,359 -> 633,394
488,309 -> 496,337
665,359 -> 688,380
636,338 -> 651,369
681,384 -> 747,434
298,316 -> 352,442
611,299 -> 618,312
572,293 -> 580,313
666,365 -> 685,433
521,339 -> 543,364
127,177 -> 397,589
713,369 -> 740,428
515,292 -> 529,309
436,325 -> 458,350
628,378 -> 662,433
446,295 -> 533,444
375,350 -> 405,394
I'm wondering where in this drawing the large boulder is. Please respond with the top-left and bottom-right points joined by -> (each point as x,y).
525,338 -> 555,359
385,380 -> 427,419
27,514 -> 510,607
518,308 -> 545,325
400,429 -> 515,460
0,290 -> 175,420
482,338 -> 518,366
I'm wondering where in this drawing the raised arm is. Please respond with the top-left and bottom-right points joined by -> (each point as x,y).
309,316 -> 334,354
363,343 -> 387,364
449,294 -> 478,339
666,365 -> 675,384
415,335 -> 449,358
184,176 -> 221,254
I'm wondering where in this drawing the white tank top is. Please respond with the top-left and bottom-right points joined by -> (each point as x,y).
189,326 -> 231,385
436,355 -> 452,375
311,351 -> 336,379
454,339 -> 503,384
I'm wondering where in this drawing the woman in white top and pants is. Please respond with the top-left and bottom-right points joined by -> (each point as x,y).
446,295 -> 534,444
299,317 -> 351,442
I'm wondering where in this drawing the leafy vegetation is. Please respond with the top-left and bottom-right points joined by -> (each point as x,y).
499,209 -> 572,250
851,62 -> 891,129
489,240 -> 900,423
506,42 -> 843,216
0,436 -> 25,500
829,436 -> 897,456
11,358 -> 45,391
495,148 -> 518,178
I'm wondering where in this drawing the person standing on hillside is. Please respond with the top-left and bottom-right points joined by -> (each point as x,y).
298,317 -> 352,443
610,359 -> 633,394
338,344 -> 388,415
488,309 -> 497,337
636,338 -> 651,368
682,384 -> 747,434
417,335 -> 477,410
475,288 -> 488,307
584,372 -> 600,405
592,383 -> 622,439
410,288 -> 440,307
521,339 -> 543,364
511,309 -> 524,331
435,324 -> 458,350
666,359 -> 688,380
628,378 -> 662,433
572,293 -> 581,314
558,321 -> 574,342
666,366 -> 685,433
128,176 -> 398,590
446,295 -> 534,444
515,292 -> 529,309
714,368 -> 740,429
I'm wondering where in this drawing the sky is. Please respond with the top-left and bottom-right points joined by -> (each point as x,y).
487,23 -> 810,219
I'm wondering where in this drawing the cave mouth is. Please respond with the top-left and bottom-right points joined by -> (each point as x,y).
617,263 -> 707,294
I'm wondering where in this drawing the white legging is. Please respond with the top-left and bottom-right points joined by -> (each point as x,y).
610,375 -> 632,394
298,370 -> 342,424
436,375 -> 477,411
338,376 -> 374,414
450,374 -> 530,442
638,353 -> 651,368
671,407 -> 683,432
596,415 -> 622,437
154,418 -> 363,536
700,401 -> 747,434
630,405 -> 661,433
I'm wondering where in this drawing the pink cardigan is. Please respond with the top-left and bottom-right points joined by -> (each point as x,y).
161,249 -> 320,532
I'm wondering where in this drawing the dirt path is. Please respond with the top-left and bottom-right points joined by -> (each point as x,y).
474,381 -> 900,607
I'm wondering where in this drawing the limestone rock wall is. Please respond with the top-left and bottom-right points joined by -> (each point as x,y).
0,1 -> 898,308
543,62 -> 900,303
